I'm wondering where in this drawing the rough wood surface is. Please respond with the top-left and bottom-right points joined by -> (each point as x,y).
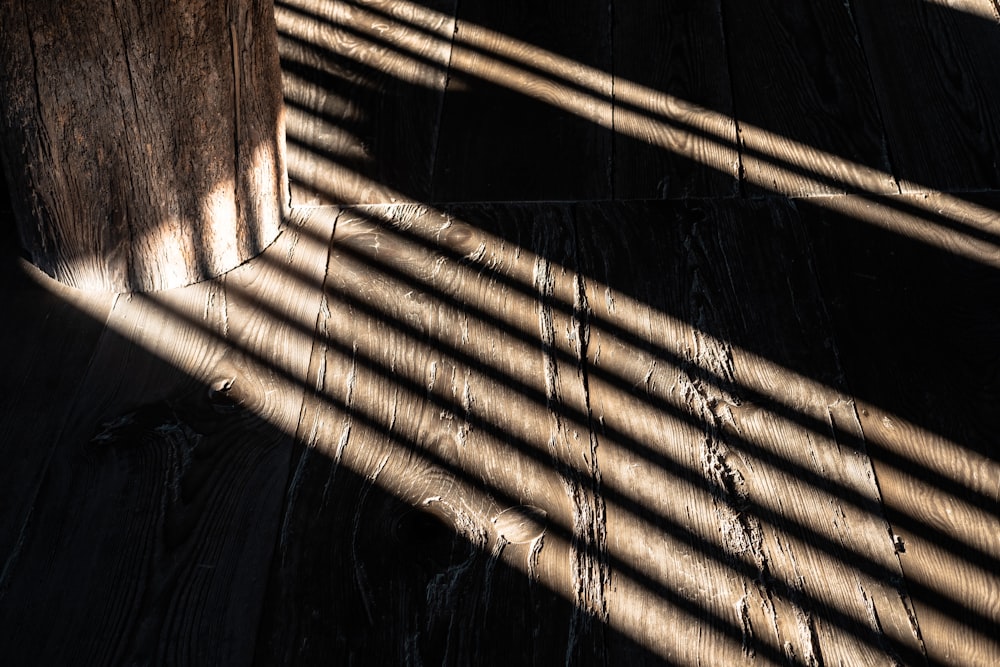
432,0 -> 613,201
574,200 -> 923,665
256,204 -> 605,664
275,0 -> 457,205
0,209 -> 333,664
721,0 -> 897,196
612,0 -> 739,199
251,202 -> 932,665
850,0 -> 1000,192
4,1 -> 1000,665
0,0 -> 287,291
804,193 -> 1000,667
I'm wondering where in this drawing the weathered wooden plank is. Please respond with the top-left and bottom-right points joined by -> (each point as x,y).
0,210 -> 334,665
574,199 -> 925,664
0,199 -> 114,584
720,0 -> 897,196
258,202 -> 671,663
275,0 -> 457,205
0,0 -> 286,291
432,0 -> 613,202
803,193 -> 1000,667
612,0 -> 739,199
850,0 -> 1000,192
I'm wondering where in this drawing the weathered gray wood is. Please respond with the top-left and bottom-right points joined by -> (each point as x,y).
0,0 -> 287,292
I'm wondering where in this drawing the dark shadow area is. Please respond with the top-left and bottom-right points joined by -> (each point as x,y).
3,0 -> 1000,665
275,0 -> 1000,460
0,381 -> 288,665
0,262 -> 674,666
803,191 -> 1000,468
0,186 -> 110,564
268,0 -> 1000,661
846,0 -> 1000,191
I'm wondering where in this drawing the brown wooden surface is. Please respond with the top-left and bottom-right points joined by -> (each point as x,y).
275,0 -> 457,205
721,0 -> 898,196
611,0 -> 738,199
575,200 -> 923,664
849,0 -> 1000,192
0,196 -> 114,575
253,202 -> 925,665
0,0 -> 286,291
256,205 -> 591,665
431,0 -> 614,202
0,209 -> 332,663
804,193 -> 1000,667
3,1 -> 1000,665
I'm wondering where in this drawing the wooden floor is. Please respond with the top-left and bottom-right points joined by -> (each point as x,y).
2,0 -> 1000,665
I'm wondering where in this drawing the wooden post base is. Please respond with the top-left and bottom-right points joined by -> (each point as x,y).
0,0 -> 288,292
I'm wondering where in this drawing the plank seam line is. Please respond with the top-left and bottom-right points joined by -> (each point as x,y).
716,2 -> 747,198
842,0 -> 903,195
428,4 -> 461,202
287,188 -> 1000,209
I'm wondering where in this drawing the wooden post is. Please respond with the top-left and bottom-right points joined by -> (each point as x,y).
0,0 -> 288,292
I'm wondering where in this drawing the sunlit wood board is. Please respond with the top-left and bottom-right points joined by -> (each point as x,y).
804,192 -> 1000,667
258,201 -> 923,665
0,210 -> 334,664
850,0 -> 1000,192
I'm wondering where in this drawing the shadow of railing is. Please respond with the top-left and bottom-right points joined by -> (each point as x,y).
267,0 -> 1000,663
1,0 -> 999,665
131,209 -> 928,664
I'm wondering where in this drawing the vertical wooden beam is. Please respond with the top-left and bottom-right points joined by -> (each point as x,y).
0,0 -> 288,292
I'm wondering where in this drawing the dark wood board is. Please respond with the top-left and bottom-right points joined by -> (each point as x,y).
431,0 -> 614,202
275,0 -> 457,205
573,199 -> 924,664
612,0 -> 739,199
0,210 -> 334,665
255,203 -> 623,665
720,0 -> 897,197
0,197 -> 114,580
255,201 -> 935,665
802,193 -> 1000,667
849,0 -> 1000,192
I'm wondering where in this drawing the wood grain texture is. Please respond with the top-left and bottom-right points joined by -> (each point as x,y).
0,0 -> 287,291
275,0 -> 456,205
803,193 -> 1000,667
850,0 -> 1000,192
720,0 -> 897,197
612,0 -> 739,199
0,200 -> 114,585
253,201 -> 937,664
7,2 -> 1000,665
0,210 -> 333,665
574,199 -> 924,665
432,0 -> 613,202
256,203 -> 618,664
